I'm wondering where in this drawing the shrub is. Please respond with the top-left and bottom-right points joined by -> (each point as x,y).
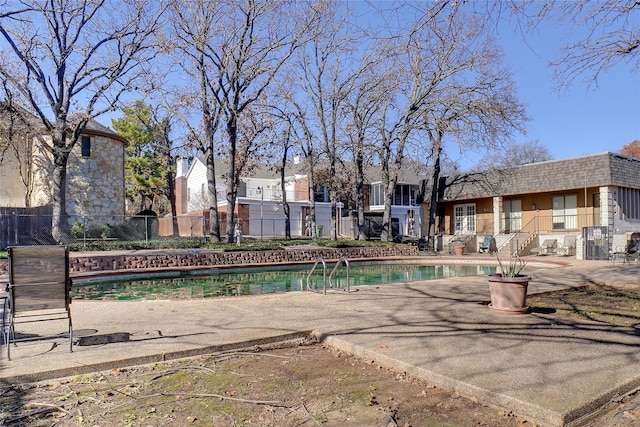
69,221 -> 85,238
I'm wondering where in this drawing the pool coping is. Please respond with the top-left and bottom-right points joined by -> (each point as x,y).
69,255 -> 570,284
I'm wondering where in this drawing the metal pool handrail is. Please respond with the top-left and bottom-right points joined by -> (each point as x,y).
329,256 -> 350,293
306,258 -> 327,294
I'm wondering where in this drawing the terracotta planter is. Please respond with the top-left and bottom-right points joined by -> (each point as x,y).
487,274 -> 530,315
454,245 -> 465,256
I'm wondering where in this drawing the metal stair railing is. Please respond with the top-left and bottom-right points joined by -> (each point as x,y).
496,217 -> 539,256
328,257 -> 351,293
306,258 -> 327,294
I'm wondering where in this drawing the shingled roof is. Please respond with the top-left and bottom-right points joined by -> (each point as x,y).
441,152 -> 640,202
0,103 -> 127,145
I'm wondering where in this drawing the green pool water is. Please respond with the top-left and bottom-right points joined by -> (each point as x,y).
72,262 -> 497,301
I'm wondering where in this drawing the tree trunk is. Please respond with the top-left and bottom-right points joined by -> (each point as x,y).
167,169 -> 179,236
330,201 -> 337,240
426,139 -> 443,252
354,149 -> 366,240
50,151 -> 69,244
306,160 -> 317,240
225,116 -> 238,243
279,149 -> 291,239
205,149 -> 220,242
381,180 -> 395,242
416,178 -> 428,240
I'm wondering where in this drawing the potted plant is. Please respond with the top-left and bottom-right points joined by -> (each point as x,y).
488,256 -> 530,315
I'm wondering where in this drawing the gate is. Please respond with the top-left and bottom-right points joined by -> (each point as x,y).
582,226 -> 609,260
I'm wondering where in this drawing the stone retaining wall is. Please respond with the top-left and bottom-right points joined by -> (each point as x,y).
0,246 -> 420,276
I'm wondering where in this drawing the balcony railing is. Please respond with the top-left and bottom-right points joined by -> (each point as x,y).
480,214 -> 600,256
504,214 -> 599,235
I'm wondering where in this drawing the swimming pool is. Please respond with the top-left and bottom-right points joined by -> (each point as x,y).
72,262 -> 498,301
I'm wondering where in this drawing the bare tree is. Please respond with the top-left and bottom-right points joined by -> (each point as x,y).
168,0 -> 320,243
432,1 -> 639,88
266,105 -> 296,239
0,84 -> 41,206
416,13 -> 528,251
167,0 -> 225,241
478,140 -> 553,168
228,102 -> 273,199
277,86 -> 320,239
503,0 -> 639,89
291,1 -> 359,241
341,44 -> 392,240
366,6 -> 527,244
367,35 -> 430,242
0,0 -> 164,242
277,129 -> 294,240
373,102 -> 418,242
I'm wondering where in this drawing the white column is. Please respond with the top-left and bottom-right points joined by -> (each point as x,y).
492,196 -> 502,235
599,186 -> 618,251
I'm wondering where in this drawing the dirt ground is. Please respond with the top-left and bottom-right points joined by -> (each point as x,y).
2,283 -> 639,427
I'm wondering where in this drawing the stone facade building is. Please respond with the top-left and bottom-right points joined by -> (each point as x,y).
0,118 -> 127,222
62,122 -> 127,221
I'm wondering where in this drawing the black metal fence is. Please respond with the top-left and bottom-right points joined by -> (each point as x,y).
0,208 -> 209,249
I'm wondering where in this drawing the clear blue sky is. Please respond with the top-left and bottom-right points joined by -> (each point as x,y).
456,11 -> 640,168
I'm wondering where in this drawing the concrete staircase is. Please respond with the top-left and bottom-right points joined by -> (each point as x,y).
495,231 -> 538,257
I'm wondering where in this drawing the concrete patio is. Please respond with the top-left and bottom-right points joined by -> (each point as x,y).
1,256 -> 639,426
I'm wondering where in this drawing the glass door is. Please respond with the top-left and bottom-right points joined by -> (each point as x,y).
503,199 -> 522,233
454,204 -> 476,234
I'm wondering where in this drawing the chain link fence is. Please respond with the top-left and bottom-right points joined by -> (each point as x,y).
1,207 -> 365,249
0,210 -> 337,249
0,209 -> 210,249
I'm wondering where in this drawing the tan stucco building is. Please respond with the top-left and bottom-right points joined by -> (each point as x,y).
436,152 -> 640,257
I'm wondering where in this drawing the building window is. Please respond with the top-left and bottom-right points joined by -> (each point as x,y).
552,194 -> 577,229
237,181 -> 247,198
371,183 -> 383,206
370,183 -> 416,207
394,184 -> 416,206
618,187 -> 640,219
454,203 -> 476,233
81,136 -> 91,157
314,185 -> 328,202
